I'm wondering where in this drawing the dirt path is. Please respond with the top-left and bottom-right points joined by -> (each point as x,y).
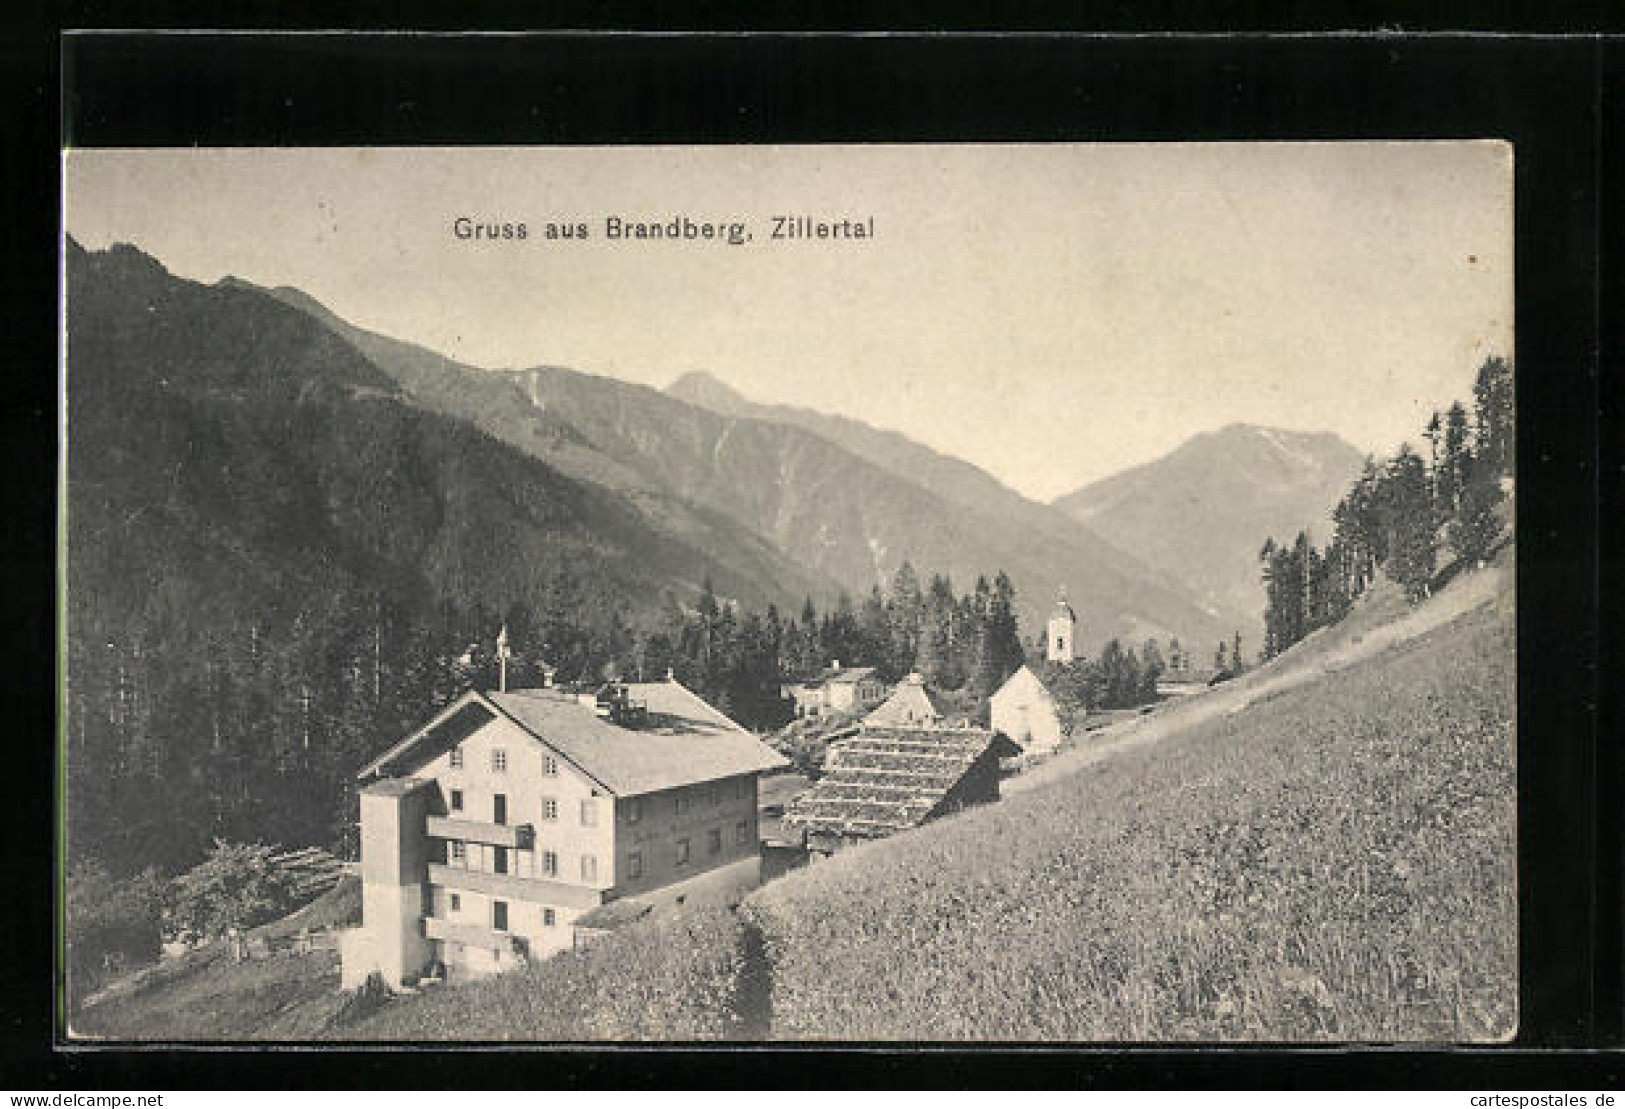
1006,560 -> 1510,797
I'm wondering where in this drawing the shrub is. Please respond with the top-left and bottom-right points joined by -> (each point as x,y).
66,859 -> 165,1000
163,840 -> 302,945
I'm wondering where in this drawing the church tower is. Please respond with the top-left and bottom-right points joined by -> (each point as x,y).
1046,589 -> 1078,664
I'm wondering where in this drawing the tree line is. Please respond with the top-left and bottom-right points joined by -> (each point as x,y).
66,558 -> 1037,881
634,564 -> 1029,726
1258,356 -> 1511,661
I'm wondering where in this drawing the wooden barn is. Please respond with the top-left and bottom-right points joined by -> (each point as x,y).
782,726 -> 1019,857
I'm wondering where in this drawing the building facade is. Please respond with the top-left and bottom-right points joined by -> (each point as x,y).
989,664 -> 1069,758
341,678 -> 787,988
781,662 -> 888,718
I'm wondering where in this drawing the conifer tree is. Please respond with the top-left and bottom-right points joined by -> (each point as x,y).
1449,463 -> 1505,566
1472,356 -> 1514,477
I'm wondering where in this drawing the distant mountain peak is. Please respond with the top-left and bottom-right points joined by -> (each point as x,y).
666,370 -> 753,416
1052,424 -> 1367,640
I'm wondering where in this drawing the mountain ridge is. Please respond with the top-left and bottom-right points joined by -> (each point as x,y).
663,369 -> 1240,639
1053,421 -> 1367,645
259,289 -> 1232,647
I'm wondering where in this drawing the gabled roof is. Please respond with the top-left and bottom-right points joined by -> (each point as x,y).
783,727 -> 1014,840
992,663 -> 1052,700
357,680 -> 787,797
864,675 -> 947,726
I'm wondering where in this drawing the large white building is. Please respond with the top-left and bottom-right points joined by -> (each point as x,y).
341,677 -> 787,989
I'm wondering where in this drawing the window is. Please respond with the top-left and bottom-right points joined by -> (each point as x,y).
449,789 -> 463,812
708,828 -> 722,856
580,799 -> 597,827
676,838 -> 690,866
735,820 -> 750,845
542,798 -> 558,822
492,901 -> 508,932
450,840 -> 467,864
450,747 -> 464,769
581,854 -> 597,882
626,798 -> 643,825
493,846 -> 509,875
490,749 -> 507,774
628,851 -> 643,879
543,908 -> 556,927
735,778 -> 748,800
493,793 -> 507,826
675,791 -> 690,815
542,754 -> 558,776
449,892 -> 461,913
542,851 -> 558,877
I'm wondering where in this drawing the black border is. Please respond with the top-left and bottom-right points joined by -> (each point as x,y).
4,28 -> 1613,1088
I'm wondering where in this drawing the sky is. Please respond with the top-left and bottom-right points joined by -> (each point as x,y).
64,143 -> 1513,501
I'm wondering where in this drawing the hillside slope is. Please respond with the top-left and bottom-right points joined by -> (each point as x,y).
745,554 -> 1514,1040
252,284 -> 842,612
67,242 -> 821,627
1054,424 -> 1366,641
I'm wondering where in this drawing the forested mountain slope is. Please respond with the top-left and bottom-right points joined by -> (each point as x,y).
63,240 -> 791,872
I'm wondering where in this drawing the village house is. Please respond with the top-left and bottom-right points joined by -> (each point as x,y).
340,675 -> 787,989
1155,664 -> 1222,698
780,661 -> 888,718
989,664 -> 1071,758
782,725 -> 1019,857
863,672 -> 947,727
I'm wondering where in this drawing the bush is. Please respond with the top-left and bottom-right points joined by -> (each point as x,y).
66,859 -> 165,999
163,840 -> 302,945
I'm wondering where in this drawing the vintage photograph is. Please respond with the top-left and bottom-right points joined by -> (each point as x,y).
60,143 -> 1516,1042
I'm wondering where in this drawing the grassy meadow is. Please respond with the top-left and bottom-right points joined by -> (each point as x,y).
745,583 -> 1515,1040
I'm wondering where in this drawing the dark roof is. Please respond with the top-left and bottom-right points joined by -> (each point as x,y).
358,681 -> 787,796
783,727 -> 1010,840
785,665 -> 880,690
359,776 -> 436,798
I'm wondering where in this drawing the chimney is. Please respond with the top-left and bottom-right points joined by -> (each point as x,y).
666,666 -> 675,682
831,659 -> 841,672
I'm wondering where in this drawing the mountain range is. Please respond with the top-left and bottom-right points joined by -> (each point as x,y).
68,238 -> 1362,661
254,288 -> 1230,644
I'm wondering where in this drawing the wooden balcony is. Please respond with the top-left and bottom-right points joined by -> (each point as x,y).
425,863 -> 604,910
424,815 -> 533,849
